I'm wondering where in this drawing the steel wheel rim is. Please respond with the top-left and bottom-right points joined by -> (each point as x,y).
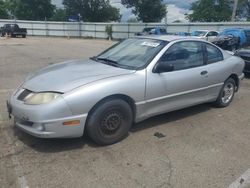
221,83 -> 234,104
100,111 -> 123,135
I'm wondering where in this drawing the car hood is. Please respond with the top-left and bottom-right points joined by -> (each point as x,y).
213,35 -> 234,42
23,59 -> 135,93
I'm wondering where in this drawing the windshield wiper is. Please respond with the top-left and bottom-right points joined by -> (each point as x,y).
91,56 -> 135,70
96,57 -> 119,67
90,56 -> 98,61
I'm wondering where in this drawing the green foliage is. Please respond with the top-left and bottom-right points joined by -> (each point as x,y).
121,0 -> 166,22
127,17 -> 139,23
187,0 -> 232,22
7,0 -> 55,20
0,0 -> 9,19
63,0 -> 120,22
50,8 -> 67,21
173,20 -> 181,23
238,0 -> 250,19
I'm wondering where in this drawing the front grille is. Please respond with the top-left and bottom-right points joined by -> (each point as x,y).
17,89 -> 32,101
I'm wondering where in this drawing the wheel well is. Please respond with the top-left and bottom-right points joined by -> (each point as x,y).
229,74 -> 239,91
87,94 -> 136,124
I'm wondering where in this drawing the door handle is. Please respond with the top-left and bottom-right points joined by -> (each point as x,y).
200,71 -> 208,75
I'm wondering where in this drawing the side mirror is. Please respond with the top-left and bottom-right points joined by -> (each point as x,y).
154,63 -> 174,73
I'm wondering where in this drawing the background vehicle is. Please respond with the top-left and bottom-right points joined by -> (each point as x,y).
8,36 -> 245,145
135,27 -> 167,36
0,24 -> 27,38
213,28 -> 250,51
174,32 -> 190,36
212,34 -> 240,51
192,30 -> 219,42
235,47 -> 250,74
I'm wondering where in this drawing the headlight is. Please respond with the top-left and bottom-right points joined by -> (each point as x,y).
24,92 -> 61,105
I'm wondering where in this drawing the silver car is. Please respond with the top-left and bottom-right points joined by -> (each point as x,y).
7,36 -> 245,145
192,30 -> 219,42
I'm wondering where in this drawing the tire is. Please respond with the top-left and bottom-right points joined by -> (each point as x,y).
214,78 -> 236,108
22,35 -> 26,38
86,99 -> 133,145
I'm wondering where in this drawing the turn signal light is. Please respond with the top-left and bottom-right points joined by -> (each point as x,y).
63,120 -> 80,126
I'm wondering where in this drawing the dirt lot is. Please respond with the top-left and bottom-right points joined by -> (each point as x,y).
0,37 -> 250,188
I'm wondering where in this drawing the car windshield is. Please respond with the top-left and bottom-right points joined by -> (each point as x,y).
192,31 -> 207,37
95,38 -> 167,70
143,28 -> 153,33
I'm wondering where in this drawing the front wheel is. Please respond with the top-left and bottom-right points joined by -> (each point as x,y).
214,78 -> 236,108
86,99 -> 133,145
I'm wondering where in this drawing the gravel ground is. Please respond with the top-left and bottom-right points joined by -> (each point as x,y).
0,36 -> 250,188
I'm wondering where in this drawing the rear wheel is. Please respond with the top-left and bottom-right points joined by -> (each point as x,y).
22,35 -> 26,38
214,78 -> 236,108
86,99 -> 133,145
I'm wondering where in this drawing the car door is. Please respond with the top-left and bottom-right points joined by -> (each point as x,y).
202,43 -> 229,98
145,41 -> 210,117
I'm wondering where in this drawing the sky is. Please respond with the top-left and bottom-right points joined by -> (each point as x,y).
51,0 -> 196,23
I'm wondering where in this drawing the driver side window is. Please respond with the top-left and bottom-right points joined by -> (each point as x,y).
159,41 -> 204,71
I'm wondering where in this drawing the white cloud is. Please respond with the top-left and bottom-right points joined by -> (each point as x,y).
52,0 -> 193,23
51,0 -> 63,8
166,4 -> 192,23
110,1 -> 133,22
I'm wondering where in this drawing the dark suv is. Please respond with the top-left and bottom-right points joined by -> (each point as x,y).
135,27 -> 167,36
0,24 -> 27,38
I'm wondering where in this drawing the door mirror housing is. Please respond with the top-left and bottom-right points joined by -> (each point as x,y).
154,63 -> 174,73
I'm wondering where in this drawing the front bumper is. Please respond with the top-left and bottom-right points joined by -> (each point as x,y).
8,89 -> 87,138
237,73 -> 245,92
239,73 -> 245,80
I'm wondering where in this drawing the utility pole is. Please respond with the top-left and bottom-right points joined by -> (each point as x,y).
231,0 -> 239,21
165,5 -> 168,31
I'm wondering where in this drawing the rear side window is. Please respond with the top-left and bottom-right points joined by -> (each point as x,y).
206,44 -> 223,64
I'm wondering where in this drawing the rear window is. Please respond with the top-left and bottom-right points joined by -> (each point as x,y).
206,44 -> 223,64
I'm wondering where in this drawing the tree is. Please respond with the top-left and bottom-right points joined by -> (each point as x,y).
121,0 -> 166,22
187,0 -> 232,22
127,17 -> 139,23
173,20 -> 182,23
237,0 -> 250,20
63,0 -> 120,22
50,8 -> 67,21
7,0 -> 55,20
0,0 -> 8,19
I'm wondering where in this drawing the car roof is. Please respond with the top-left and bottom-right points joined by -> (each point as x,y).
194,30 -> 209,31
223,28 -> 250,31
136,35 -> 200,42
